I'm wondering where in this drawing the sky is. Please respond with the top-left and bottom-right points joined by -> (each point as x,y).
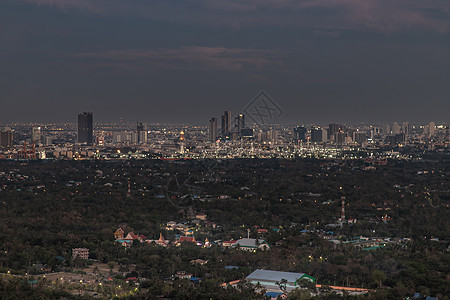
1,0 -> 449,125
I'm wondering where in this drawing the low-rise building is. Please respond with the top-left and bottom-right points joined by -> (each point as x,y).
72,248 -> 89,260
233,238 -> 270,251
246,269 -> 315,292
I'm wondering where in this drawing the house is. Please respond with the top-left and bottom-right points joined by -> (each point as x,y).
175,271 -> 192,279
125,232 -> 139,240
195,213 -> 207,220
190,259 -> 208,265
72,248 -> 89,260
114,228 -> 125,239
222,240 -> 237,248
246,269 -> 315,292
233,238 -> 270,251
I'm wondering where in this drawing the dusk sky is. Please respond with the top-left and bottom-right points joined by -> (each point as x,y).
1,0 -> 449,124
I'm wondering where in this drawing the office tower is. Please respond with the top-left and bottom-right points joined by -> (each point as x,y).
138,131 -> 148,144
382,124 -> 390,136
311,128 -> 327,143
392,122 -> 401,135
329,123 -> 340,137
78,112 -> 93,145
429,122 -> 436,136
294,126 -> 307,143
221,110 -> 231,137
209,117 -> 218,142
137,122 -> 145,143
401,122 -> 409,135
0,127 -> 13,146
335,132 -> 346,144
31,126 -> 41,142
353,131 -> 367,144
235,114 -> 245,133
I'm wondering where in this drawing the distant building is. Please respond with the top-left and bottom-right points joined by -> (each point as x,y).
233,238 -> 270,251
311,128 -> 327,143
209,117 -> 218,142
221,111 -> 232,138
294,126 -> 307,143
72,248 -> 89,260
429,122 -> 436,136
78,112 -> 93,145
137,122 -> 147,143
235,114 -> 245,134
0,128 -> 13,147
246,269 -> 315,292
31,126 -> 41,143
353,131 -> 367,144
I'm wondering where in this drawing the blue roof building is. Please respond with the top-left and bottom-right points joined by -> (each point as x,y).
246,269 -> 315,292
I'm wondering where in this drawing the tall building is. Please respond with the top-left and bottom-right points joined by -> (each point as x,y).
311,128 -> 327,143
0,127 -> 13,147
209,117 -> 218,142
221,110 -> 231,138
392,122 -> 401,135
429,122 -> 436,136
137,122 -> 147,143
78,112 -> 93,145
31,126 -> 41,143
235,114 -> 245,134
294,126 -> 307,143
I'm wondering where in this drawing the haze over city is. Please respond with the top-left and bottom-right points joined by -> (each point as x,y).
1,0 -> 450,123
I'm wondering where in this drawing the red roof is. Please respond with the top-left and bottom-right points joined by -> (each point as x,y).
257,229 -> 268,233
179,236 -> 196,242
223,240 -> 237,244
139,234 -> 147,240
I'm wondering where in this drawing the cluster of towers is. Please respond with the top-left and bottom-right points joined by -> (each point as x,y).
209,111 -> 246,142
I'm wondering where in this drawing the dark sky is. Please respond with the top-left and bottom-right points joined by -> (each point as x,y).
1,0 -> 449,124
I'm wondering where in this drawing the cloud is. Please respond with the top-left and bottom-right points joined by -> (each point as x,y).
17,0 -> 450,33
75,46 -> 284,71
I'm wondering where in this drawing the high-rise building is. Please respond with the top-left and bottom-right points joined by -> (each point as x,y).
429,122 -> 436,136
31,126 -> 41,143
235,114 -> 245,134
78,112 -> 93,145
209,117 -> 218,142
294,126 -> 307,143
0,127 -> 13,147
401,122 -> 409,135
311,128 -> 327,143
221,111 -> 231,138
353,131 -> 367,144
392,122 -> 401,135
137,122 -> 147,143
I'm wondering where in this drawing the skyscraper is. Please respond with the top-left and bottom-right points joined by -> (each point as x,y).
209,117 -> 218,142
31,126 -> 41,143
78,112 -> 93,145
235,114 -> 245,134
221,111 -> 231,138
294,126 -> 307,143
311,128 -> 327,143
137,122 -> 146,143
0,127 -> 13,147
429,122 -> 436,136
